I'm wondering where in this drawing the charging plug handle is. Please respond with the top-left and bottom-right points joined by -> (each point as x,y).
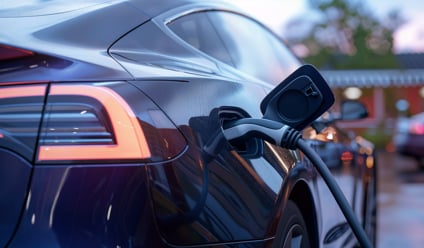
223,118 -> 301,149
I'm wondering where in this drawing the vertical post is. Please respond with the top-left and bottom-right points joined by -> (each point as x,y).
374,87 -> 385,121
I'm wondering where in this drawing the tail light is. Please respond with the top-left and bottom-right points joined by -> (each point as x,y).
36,82 -> 186,164
0,45 -> 34,61
0,44 -> 71,77
38,84 -> 150,161
0,84 -> 47,161
0,44 -> 36,74
0,44 -> 186,164
409,121 -> 424,135
341,151 -> 353,162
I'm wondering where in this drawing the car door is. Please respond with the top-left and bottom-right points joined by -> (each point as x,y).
0,84 -> 47,247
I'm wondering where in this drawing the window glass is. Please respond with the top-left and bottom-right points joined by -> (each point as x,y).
168,12 -> 233,66
208,11 -> 300,85
169,11 -> 301,85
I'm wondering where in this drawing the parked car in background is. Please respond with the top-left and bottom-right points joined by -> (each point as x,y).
393,112 -> 424,168
0,0 -> 374,247
303,100 -> 377,247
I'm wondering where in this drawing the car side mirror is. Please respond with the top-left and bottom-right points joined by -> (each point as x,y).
340,100 -> 368,120
260,64 -> 335,130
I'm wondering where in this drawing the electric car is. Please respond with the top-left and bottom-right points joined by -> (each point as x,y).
0,0 -> 375,247
393,112 -> 424,168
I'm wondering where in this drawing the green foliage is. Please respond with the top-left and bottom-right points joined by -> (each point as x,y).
362,127 -> 393,150
304,51 -> 400,69
285,0 -> 405,69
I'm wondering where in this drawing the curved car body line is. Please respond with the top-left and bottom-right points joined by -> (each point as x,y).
0,0 -> 375,247
148,2 -> 285,89
0,1 -> 150,82
109,3 -> 274,87
152,2 -> 241,25
0,0 -> 121,17
280,165 -> 322,247
136,80 -> 280,245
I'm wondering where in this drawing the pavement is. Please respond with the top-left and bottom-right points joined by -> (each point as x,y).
377,150 -> 424,248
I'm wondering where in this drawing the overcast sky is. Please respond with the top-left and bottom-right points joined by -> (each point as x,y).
229,0 -> 424,53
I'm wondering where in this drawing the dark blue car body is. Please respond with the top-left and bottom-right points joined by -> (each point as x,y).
0,0 -> 375,247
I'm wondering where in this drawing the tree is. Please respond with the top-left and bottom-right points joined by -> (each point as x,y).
284,0 -> 405,69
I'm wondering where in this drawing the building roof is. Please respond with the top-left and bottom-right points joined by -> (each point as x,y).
321,69 -> 424,88
321,53 -> 424,88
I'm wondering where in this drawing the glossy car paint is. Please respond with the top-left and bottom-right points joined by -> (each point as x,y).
303,113 -> 378,246
0,0 -> 374,247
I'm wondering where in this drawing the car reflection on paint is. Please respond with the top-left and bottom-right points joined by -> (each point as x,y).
0,0 -> 375,247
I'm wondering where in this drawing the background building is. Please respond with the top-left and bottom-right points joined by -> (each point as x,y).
321,53 -> 424,148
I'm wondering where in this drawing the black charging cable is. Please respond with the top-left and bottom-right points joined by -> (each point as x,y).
223,118 -> 372,248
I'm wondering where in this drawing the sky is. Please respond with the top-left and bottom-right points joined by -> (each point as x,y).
229,0 -> 424,53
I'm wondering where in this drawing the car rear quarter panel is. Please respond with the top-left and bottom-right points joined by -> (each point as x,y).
9,164 -> 163,247
130,78 -> 321,246
0,149 -> 32,247
0,1 -> 150,82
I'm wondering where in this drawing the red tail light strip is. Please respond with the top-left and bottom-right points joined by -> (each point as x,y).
37,84 -> 151,161
0,85 -> 46,98
409,122 -> 424,135
0,45 -> 34,61
0,85 -> 46,161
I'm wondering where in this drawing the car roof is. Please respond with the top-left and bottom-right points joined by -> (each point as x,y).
0,0 -> 115,17
0,0 -> 237,54
0,0 -> 235,17
0,0 -> 244,82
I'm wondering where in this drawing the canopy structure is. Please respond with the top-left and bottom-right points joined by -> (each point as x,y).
321,69 -> 424,88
